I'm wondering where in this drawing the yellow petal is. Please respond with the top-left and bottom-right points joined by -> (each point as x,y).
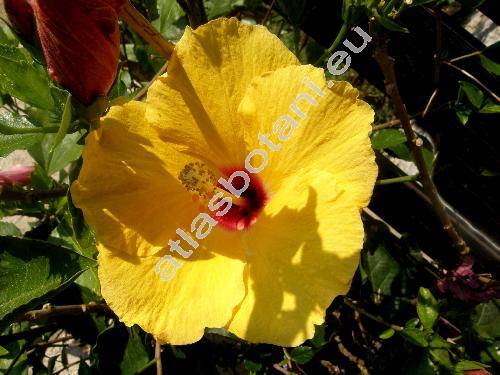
146,17 -> 299,166
98,228 -> 246,344
229,169 -> 364,346
72,101 -> 200,257
239,64 -> 377,207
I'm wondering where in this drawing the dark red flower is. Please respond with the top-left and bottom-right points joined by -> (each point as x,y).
3,0 -> 35,41
437,256 -> 499,304
31,0 -> 126,105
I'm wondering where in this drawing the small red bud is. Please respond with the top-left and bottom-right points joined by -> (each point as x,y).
31,0 -> 126,105
3,0 -> 35,41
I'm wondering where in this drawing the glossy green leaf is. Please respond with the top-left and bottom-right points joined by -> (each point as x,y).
454,360 -> 489,374
120,327 -> 151,375
417,287 -> 439,329
479,55 -> 500,76
479,101 -> 500,114
244,359 -> 263,373
0,44 -> 54,110
0,112 -> 44,157
361,245 -> 400,296
400,328 -> 429,347
49,94 -> 72,156
472,300 -> 500,340
379,328 -> 395,339
290,346 -> 314,364
371,129 -> 407,150
0,222 -> 21,237
459,81 -> 484,108
0,236 -> 95,321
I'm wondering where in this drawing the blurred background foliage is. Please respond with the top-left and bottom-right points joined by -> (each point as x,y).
0,0 -> 499,374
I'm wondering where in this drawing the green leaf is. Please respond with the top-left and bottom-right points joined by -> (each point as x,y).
29,131 -> 83,174
290,346 -> 314,364
154,0 -> 185,40
244,359 -> 263,373
0,44 -> 55,110
171,346 -> 186,359
0,345 -> 8,355
479,101 -> 500,114
0,236 -> 95,321
371,129 -> 407,150
479,55 -> 500,76
379,328 -> 395,339
429,334 -> 452,369
374,12 -> 409,33
455,107 -> 472,125
120,327 -> 151,375
0,112 -> 44,157
49,94 -> 72,156
400,328 -> 429,347
0,222 -> 22,237
361,245 -> 400,296
459,81 -> 484,108
454,360 -> 489,374
417,287 -> 439,329
310,324 -> 327,348
472,300 -> 500,340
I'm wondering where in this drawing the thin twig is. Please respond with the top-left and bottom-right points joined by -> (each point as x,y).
370,19 -> 470,256
20,303 -> 112,322
4,343 -> 27,375
155,339 -> 163,375
376,175 -> 418,185
176,0 -> 208,28
333,335 -> 369,375
52,360 -> 81,375
261,0 -> 277,25
120,1 -> 175,59
134,61 -> 168,100
0,187 -> 68,203
343,298 -> 403,331
423,9 -> 442,118
449,51 -> 481,63
442,61 -> 500,102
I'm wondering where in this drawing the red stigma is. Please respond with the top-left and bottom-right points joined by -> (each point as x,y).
217,167 -> 268,230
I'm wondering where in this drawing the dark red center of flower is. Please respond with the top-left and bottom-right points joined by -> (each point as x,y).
216,167 -> 268,230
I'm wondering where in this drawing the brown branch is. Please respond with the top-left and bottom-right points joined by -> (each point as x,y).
333,335 -> 369,375
0,186 -> 68,203
121,1 -> 175,59
155,339 -> 163,375
20,303 -> 112,322
261,0 -> 277,25
176,0 -> 208,28
134,61 -> 168,100
370,19 -> 470,256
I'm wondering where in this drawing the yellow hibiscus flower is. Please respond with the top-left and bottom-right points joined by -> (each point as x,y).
71,17 -> 377,346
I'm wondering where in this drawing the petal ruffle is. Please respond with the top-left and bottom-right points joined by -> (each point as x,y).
228,169 -> 364,346
239,64 -> 377,208
146,17 -> 299,166
71,101 -> 200,256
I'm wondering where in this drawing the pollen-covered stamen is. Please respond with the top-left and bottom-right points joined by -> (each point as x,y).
178,162 -> 217,199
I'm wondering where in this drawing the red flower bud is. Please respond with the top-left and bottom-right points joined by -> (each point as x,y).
31,0 -> 126,105
3,0 -> 35,41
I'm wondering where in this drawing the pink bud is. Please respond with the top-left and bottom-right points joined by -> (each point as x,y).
0,165 -> 35,186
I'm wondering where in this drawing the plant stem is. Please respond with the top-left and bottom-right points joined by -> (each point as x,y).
120,1 -> 175,59
261,0 -> 277,25
343,298 -> 403,331
20,303 -> 112,321
315,23 -> 349,66
176,0 -> 208,28
449,51 -> 481,63
0,125 -> 60,135
155,339 -> 163,375
376,175 -> 418,185
0,187 -> 68,203
370,19 -> 470,256
441,61 -> 500,102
